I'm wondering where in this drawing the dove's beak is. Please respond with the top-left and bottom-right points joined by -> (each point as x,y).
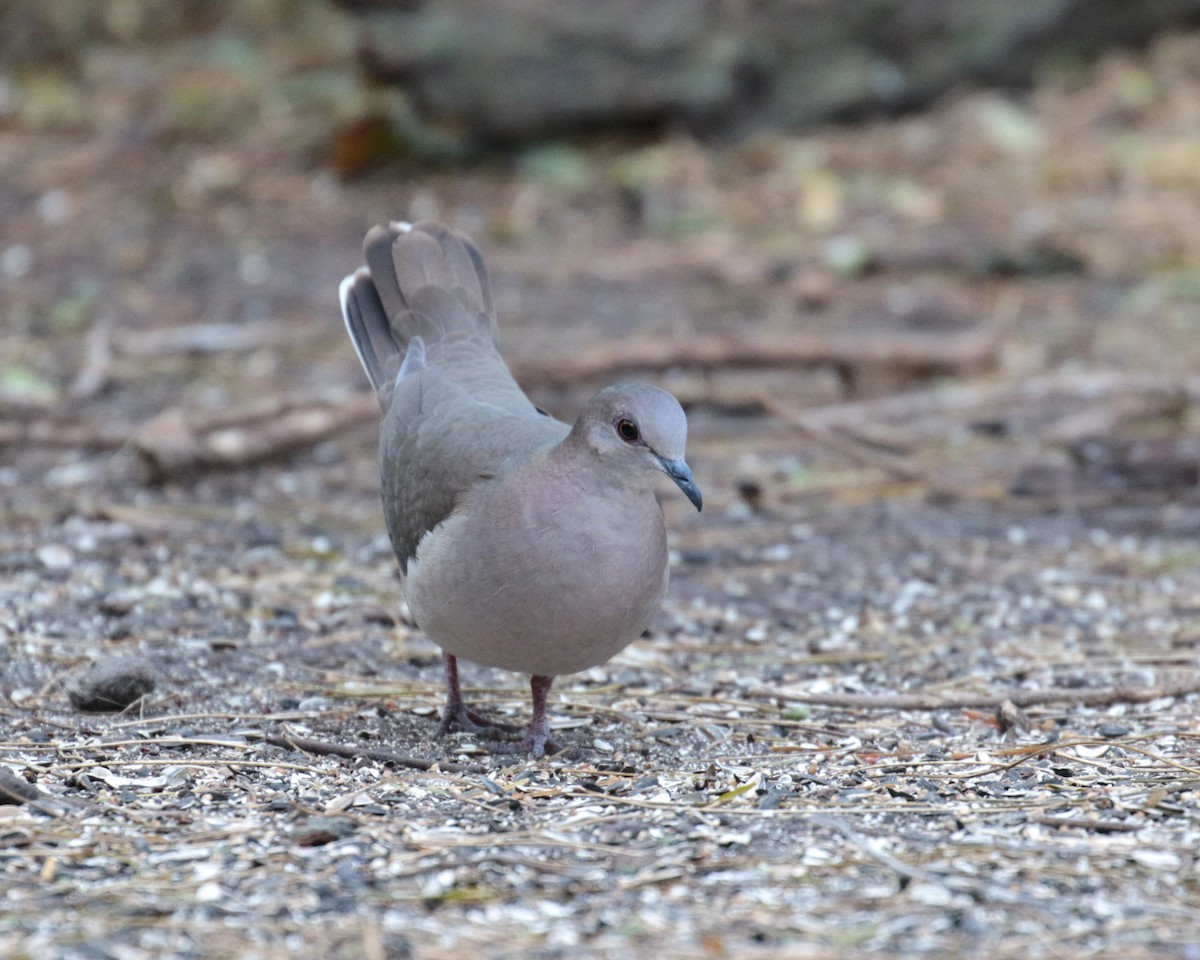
658,457 -> 703,512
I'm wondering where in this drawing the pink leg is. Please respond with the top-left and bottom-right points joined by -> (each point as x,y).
435,653 -> 519,738
520,675 -> 562,758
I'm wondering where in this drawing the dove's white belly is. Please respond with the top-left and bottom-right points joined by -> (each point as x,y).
405,474 -> 669,677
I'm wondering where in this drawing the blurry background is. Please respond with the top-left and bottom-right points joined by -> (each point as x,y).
4,0 -> 1200,496
7,2 -> 1200,957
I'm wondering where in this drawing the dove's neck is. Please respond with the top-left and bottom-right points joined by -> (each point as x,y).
549,428 -> 629,497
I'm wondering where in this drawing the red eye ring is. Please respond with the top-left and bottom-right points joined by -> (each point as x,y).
615,417 -> 641,443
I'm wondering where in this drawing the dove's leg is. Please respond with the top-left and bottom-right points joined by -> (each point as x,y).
520,674 -> 562,758
435,653 -> 520,737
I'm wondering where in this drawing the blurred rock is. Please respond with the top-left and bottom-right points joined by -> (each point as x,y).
67,654 -> 158,712
343,0 -> 1200,143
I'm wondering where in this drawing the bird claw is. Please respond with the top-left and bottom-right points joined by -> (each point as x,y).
519,732 -> 562,759
518,712 -> 561,758
435,703 -> 521,739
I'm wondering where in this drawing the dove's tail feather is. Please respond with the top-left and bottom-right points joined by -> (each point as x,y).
363,220 -> 497,346
342,220 -> 538,416
340,220 -> 503,409
340,265 -> 401,405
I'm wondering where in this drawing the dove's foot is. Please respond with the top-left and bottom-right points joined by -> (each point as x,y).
518,727 -> 562,759
435,702 -> 520,738
436,653 -> 521,739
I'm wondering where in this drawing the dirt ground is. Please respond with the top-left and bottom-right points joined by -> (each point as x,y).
4,8 -> 1200,959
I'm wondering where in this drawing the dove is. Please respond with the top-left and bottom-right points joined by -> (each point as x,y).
340,221 -> 701,756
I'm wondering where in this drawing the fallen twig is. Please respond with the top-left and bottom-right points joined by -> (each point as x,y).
762,396 -> 927,481
70,318 -> 114,400
115,321 -> 291,357
767,369 -> 1199,487
255,729 -> 484,775
509,326 -> 1000,390
0,766 -> 43,805
791,369 -> 1195,438
0,416 -> 130,449
813,814 -> 961,887
131,393 -> 378,481
0,765 -> 89,816
1028,814 -> 1143,833
789,675 -> 1200,712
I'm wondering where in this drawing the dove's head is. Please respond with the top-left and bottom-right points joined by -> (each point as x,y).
573,383 -> 702,511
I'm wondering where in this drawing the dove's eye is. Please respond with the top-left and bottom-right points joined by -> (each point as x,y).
615,417 -> 641,444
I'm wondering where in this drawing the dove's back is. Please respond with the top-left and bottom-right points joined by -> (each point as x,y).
339,221 -> 568,574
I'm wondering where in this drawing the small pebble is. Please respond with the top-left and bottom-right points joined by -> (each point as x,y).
294,816 -> 356,847
36,544 -> 73,570
1,244 -> 33,279
66,654 -> 158,712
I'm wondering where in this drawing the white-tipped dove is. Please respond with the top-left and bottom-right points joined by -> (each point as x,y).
340,221 -> 701,756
